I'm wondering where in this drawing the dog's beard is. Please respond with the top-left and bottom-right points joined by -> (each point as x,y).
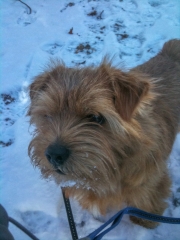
28,132 -> 123,193
28,113 -> 139,194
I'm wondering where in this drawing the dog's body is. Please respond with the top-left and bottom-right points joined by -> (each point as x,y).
28,39 -> 180,228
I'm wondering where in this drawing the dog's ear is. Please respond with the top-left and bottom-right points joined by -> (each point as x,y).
27,73 -> 49,116
111,70 -> 150,121
29,73 -> 49,100
29,63 -> 66,100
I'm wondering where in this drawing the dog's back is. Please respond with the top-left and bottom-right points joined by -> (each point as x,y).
134,39 -> 180,80
134,39 -> 180,117
161,39 -> 180,63
133,39 -> 180,149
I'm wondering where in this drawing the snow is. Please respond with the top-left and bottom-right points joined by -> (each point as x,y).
0,0 -> 180,239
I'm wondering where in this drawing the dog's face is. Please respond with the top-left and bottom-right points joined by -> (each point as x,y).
28,61 -> 151,193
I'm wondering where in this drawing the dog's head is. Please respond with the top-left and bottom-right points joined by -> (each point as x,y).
28,60 -> 154,193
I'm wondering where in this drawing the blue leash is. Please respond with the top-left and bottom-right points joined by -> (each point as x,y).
79,207 -> 180,240
1,203 -> 180,240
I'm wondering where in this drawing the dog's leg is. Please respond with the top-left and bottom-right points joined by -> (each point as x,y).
126,174 -> 171,228
64,187 -> 124,220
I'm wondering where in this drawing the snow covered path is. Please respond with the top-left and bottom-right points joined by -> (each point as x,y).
1,0 -> 180,239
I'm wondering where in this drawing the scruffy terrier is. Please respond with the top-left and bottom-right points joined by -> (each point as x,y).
28,39 -> 180,228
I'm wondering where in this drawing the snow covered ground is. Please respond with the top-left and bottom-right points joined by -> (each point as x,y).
1,0 -> 180,239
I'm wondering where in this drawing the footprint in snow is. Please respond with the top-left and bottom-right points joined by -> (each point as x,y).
41,42 -> 64,55
0,93 -> 17,147
173,188 -> 180,207
148,0 -> 169,7
20,210 -> 58,234
17,11 -> 37,26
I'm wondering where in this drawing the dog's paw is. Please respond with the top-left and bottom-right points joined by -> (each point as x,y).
130,215 -> 159,229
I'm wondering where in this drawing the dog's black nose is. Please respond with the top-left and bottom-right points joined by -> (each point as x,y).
45,143 -> 70,166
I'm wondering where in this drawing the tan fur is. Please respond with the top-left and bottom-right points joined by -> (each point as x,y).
28,39 -> 180,228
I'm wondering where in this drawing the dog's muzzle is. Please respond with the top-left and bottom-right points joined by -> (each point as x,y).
45,142 -> 70,174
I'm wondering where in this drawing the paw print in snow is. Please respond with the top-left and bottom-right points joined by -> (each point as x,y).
173,187 -> 180,207
0,139 -> 14,147
17,11 -> 37,26
20,210 -> 57,234
148,0 -> 168,7
41,42 -> 64,55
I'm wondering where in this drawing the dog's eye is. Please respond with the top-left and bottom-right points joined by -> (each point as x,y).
44,115 -> 52,120
87,114 -> 105,125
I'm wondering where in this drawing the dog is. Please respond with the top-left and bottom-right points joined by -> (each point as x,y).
28,39 -> 180,228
